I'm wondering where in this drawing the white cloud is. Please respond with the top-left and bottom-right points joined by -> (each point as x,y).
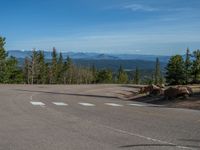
135,50 -> 141,52
117,3 -> 192,13
122,4 -> 158,12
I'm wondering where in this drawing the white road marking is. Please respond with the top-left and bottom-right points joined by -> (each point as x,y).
128,104 -> 146,107
101,125 -> 193,150
30,101 -> 45,106
105,103 -> 123,107
52,102 -> 68,106
29,93 -> 38,101
79,103 -> 95,106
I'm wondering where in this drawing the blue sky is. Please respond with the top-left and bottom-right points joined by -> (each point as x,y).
1,0 -> 200,55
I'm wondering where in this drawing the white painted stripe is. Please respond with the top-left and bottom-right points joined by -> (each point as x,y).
101,125 -> 193,150
128,104 -> 146,107
105,103 -> 123,107
30,101 -> 45,106
79,103 -> 95,106
52,102 -> 68,106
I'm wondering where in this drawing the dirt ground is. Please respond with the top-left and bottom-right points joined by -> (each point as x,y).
168,96 -> 200,110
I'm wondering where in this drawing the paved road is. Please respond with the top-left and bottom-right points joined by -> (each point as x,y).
0,84 -> 200,150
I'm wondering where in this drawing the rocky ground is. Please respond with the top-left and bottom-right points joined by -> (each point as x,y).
119,85 -> 200,110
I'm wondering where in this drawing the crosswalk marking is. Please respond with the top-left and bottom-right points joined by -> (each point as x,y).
52,102 -> 68,106
78,103 -> 95,106
105,103 -> 123,107
128,104 -> 146,107
30,101 -> 149,108
30,101 -> 45,106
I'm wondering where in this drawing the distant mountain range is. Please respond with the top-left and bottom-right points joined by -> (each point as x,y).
8,50 -> 170,72
8,50 -> 170,62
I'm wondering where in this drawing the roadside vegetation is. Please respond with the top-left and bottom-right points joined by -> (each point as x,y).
0,36 -> 200,85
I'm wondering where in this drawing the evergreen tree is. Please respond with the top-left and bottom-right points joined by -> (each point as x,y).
166,55 -> 185,85
133,67 -> 140,84
50,47 -> 58,84
0,37 -> 7,60
0,37 -> 7,82
63,62 -> 67,84
96,69 -> 113,83
37,51 -> 48,84
24,57 -> 31,84
117,65 -> 128,84
4,56 -> 23,83
191,49 -> 200,83
0,36 -> 22,83
66,56 -> 73,84
57,52 -> 64,83
184,48 -> 191,84
63,56 -> 73,84
45,63 -> 50,84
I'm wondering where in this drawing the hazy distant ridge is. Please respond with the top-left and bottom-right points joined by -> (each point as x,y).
8,50 -> 170,62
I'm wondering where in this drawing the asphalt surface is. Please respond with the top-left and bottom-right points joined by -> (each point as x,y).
0,84 -> 200,150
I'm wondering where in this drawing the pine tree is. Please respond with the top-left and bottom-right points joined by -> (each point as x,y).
4,56 -> 23,83
63,62 -> 67,84
0,37 -> 7,83
57,52 -> 64,83
133,67 -> 140,84
63,56 -> 73,84
67,56 -> 73,84
50,47 -> 58,84
96,69 -> 113,83
117,65 -> 128,84
37,51 -> 48,84
0,36 -> 23,83
191,49 -> 200,83
0,37 -> 7,60
184,48 -> 191,84
166,55 -> 185,85
24,57 -> 31,84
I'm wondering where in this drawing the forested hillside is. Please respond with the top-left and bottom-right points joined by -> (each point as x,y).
1,36 -> 200,85
16,58 -> 167,71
